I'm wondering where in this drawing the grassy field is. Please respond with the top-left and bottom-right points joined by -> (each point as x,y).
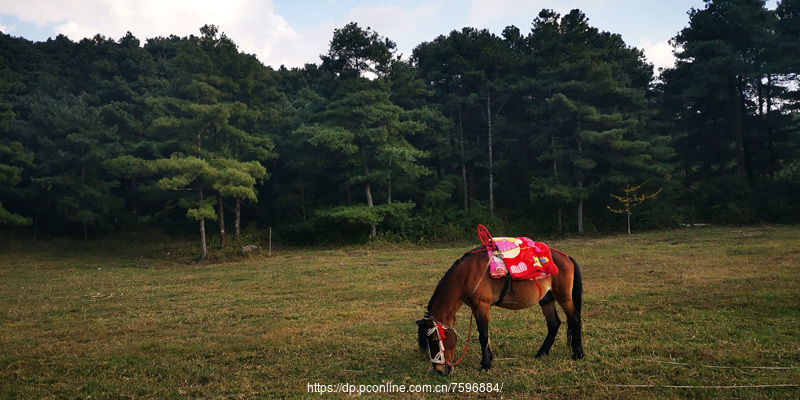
1,225 -> 799,399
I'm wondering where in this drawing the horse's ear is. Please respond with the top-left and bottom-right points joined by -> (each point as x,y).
415,319 -> 425,327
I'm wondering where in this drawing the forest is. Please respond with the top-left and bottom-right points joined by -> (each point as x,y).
1,0 -> 799,258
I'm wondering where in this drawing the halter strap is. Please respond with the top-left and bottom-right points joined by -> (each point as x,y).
422,313 -> 474,367
422,315 -> 453,331
422,316 -> 451,365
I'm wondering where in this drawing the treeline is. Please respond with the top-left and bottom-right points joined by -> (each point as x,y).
1,1 -> 799,256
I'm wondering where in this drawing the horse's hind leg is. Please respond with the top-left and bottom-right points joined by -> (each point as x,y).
564,308 -> 583,359
535,291 -> 560,358
557,298 -> 583,360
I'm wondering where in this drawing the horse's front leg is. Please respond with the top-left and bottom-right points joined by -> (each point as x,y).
474,303 -> 493,370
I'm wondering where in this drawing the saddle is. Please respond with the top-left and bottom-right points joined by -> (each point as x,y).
477,225 -> 558,281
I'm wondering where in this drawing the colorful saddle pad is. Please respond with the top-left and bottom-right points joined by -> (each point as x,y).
487,237 -> 558,280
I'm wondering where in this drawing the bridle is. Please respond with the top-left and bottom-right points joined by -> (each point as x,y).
422,314 -> 473,367
422,316 -> 453,365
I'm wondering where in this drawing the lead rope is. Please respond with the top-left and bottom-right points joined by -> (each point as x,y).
454,225 -> 489,366
451,312 -> 473,367
468,257 -> 492,297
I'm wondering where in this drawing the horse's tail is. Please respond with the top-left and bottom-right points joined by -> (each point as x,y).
569,255 -> 582,315
567,255 -> 582,352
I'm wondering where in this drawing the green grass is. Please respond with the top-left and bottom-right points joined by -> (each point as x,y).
1,226 -> 799,399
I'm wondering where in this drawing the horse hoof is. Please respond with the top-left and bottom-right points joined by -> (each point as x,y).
535,352 -> 548,358
571,352 -> 584,360
481,363 -> 492,371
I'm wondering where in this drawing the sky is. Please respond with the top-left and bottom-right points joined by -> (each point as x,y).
0,0 -> 780,73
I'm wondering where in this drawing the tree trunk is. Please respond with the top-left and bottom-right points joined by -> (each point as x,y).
131,177 -> 138,216
468,168 -> 474,209
217,192 -> 225,246
81,160 -> 88,240
766,74 -> 774,179
366,182 -> 376,238
551,117 -> 562,232
757,78 -> 765,177
627,212 -> 631,235
387,157 -> 392,204
577,181 -> 584,234
460,110 -> 468,212
199,184 -> 208,260
234,196 -> 241,239
300,185 -> 307,222
363,148 -> 376,239
197,131 -> 208,260
733,77 -> 748,182
556,204 -> 563,233
487,91 -> 494,218
576,132 -> 584,234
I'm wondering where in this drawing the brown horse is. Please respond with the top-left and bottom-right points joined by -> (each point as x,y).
416,246 -> 583,375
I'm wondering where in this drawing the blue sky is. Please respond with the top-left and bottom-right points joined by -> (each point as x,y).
0,0 -> 780,72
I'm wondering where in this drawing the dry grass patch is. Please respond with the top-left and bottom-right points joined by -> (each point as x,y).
1,225 -> 798,399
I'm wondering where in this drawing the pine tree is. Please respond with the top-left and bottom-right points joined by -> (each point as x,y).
665,0 -> 774,182
0,65 -> 33,226
144,25 -> 274,258
298,23 -> 428,239
527,9 -> 670,233
26,93 -> 122,238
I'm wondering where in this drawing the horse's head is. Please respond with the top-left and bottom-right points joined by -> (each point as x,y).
416,317 -> 457,375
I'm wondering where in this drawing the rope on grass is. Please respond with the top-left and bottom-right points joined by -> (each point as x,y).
636,358 -> 800,370
603,384 -> 799,389
449,318 -> 482,360
596,358 -> 800,390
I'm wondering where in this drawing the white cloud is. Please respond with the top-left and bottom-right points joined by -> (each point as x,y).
468,0 -> 548,28
248,15 -> 332,68
466,0 -> 632,30
0,0 -> 320,68
638,38 -> 676,72
1,0 -> 77,27
0,0 -> 688,71
340,2 -> 446,57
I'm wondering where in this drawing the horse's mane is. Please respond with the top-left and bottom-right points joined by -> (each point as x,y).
419,247 -> 478,352
425,247 -> 480,314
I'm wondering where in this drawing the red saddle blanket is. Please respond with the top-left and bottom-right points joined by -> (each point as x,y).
487,237 -> 558,280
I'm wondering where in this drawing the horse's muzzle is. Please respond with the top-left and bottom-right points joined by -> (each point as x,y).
437,364 -> 453,376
